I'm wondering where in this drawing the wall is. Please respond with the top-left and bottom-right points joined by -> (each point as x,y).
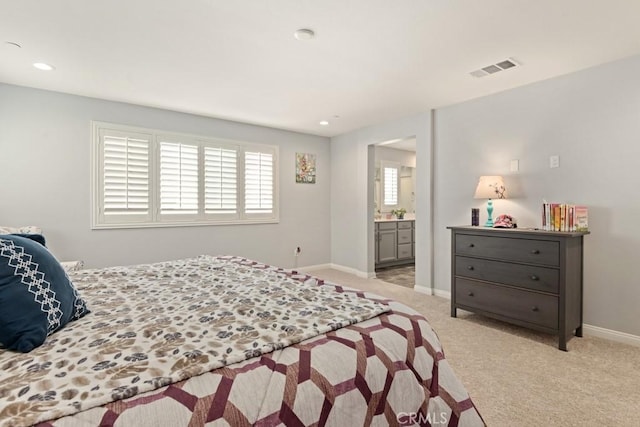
330,113 -> 431,289
0,84 -> 331,269
374,146 -> 416,168
433,54 -> 640,336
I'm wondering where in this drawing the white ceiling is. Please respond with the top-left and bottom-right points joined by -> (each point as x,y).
2,1 -> 640,137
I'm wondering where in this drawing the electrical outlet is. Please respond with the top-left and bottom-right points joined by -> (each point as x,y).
550,155 -> 560,168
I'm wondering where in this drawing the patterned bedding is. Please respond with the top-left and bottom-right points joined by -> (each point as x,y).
0,256 -> 484,427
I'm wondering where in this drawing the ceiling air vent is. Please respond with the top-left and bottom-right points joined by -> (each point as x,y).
470,58 -> 519,78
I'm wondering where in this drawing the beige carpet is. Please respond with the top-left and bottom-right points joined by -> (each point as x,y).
307,268 -> 640,427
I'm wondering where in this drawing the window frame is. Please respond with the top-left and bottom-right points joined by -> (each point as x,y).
91,121 -> 279,229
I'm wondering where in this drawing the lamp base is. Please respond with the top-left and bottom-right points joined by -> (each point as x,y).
484,199 -> 494,227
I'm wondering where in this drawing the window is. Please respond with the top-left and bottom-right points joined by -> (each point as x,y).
92,122 -> 279,228
382,162 -> 400,209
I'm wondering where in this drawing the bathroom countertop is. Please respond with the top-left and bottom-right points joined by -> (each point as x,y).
374,217 -> 415,222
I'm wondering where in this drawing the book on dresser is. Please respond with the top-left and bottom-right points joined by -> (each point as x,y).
447,226 -> 589,351
542,203 -> 588,232
574,206 -> 588,232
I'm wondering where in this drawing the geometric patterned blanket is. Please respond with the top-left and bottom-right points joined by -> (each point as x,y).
40,289 -> 485,426
1,256 -> 484,426
0,256 -> 391,427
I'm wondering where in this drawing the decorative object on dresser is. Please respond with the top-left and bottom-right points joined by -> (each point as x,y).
448,226 -> 589,351
474,176 -> 507,227
471,208 -> 480,226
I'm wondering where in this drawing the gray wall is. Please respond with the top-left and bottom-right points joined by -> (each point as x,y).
0,84 -> 331,269
330,113 -> 431,287
433,55 -> 640,336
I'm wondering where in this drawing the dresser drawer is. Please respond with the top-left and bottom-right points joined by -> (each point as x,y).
455,256 -> 559,294
455,279 -> 558,329
398,221 -> 412,229
455,234 -> 560,266
377,222 -> 397,231
397,243 -> 413,259
398,229 -> 412,244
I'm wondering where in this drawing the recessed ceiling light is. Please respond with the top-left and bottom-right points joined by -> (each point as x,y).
294,29 -> 315,41
33,62 -> 55,71
5,41 -> 21,48
319,120 -> 329,126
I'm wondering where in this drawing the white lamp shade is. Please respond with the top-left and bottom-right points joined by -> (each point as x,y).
474,176 -> 507,199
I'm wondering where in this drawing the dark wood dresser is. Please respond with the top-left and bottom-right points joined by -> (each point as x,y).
448,226 -> 589,351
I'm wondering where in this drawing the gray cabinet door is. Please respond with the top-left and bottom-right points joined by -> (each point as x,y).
377,229 -> 397,262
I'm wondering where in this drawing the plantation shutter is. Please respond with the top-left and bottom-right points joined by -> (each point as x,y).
383,166 -> 398,206
204,146 -> 237,214
160,141 -> 199,215
93,122 -> 279,228
102,132 -> 150,217
245,151 -> 273,214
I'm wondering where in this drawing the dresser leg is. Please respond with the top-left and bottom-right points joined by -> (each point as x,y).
575,326 -> 583,337
451,306 -> 457,318
559,336 -> 568,351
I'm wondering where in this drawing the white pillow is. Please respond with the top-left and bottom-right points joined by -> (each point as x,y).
60,260 -> 84,272
0,225 -> 42,235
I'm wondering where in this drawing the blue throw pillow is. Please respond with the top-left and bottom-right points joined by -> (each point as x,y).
0,234 -> 90,352
10,233 -> 47,247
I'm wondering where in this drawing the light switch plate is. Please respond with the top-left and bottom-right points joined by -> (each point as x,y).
510,159 -> 519,172
550,155 -> 560,168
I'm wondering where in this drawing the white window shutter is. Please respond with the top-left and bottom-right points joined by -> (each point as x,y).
160,142 -> 199,214
245,151 -> 273,214
383,166 -> 398,206
204,146 -> 237,214
102,134 -> 150,216
93,121 -> 279,228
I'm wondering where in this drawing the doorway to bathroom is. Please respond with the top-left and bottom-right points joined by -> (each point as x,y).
371,137 -> 416,288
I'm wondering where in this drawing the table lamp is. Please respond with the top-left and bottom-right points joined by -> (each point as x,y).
474,176 -> 507,227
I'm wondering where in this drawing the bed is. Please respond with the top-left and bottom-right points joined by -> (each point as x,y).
0,254 -> 484,427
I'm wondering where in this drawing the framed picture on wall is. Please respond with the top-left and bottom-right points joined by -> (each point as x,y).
296,153 -> 316,184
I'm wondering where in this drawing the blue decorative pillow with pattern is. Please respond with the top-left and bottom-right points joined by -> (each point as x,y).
0,234 -> 90,352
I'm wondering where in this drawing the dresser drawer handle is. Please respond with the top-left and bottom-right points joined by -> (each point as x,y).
530,275 -> 539,281
468,292 -> 474,297
468,243 -> 475,248
531,249 -> 540,254
467,265 -> 474,271
531,306 -> 539,312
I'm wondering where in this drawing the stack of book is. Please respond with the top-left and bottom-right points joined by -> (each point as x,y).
542,203 -> 588,232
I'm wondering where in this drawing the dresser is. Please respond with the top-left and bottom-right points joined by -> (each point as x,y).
448,226 -> 589,351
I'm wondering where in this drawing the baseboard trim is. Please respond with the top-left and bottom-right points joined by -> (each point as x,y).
412,286 -> 451,299
413,286 -> 431,295
297,263 -> 332,272
312,263 -> 376,279
432,289 -> 451,299
583,324 -> 640,347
